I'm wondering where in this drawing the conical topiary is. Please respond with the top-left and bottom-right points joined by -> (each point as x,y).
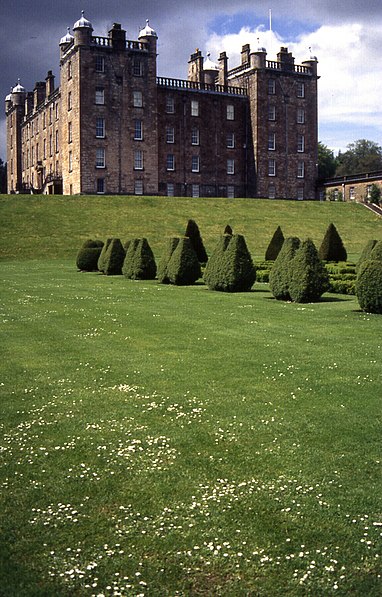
122,238 -> 157,280
98,238 -> 113,273
185,219 -> 208,264
318,223 -> 347,262
356,239 -> 377,273
102,238 -> 126,275
166,237 -> 201,285
265,225 -> 285,261
204,234 -> 256,292
370,240 -> 382,261
356,259 -> 382,314
289,239 -> 330,303
76,239 -> 104,271
224,224 -> 233,235
157,237 -> 180,284
269,237 -> 300,300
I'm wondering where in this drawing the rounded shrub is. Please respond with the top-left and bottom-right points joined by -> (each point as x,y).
356,240 -> 377,273
265,225 -> 284,261
122,238 -> 157,280
269,237 -> 300,300
102,238 -> 126,275
166,237 -> 201,285
204,234 -> 256,292
97,238 -> 113,273
185,219 -> 208,264
370,240 -> 382,261
356,259 -> 382,313
318,223 -> 347,262
157,237 -> 180,284
76,239 -> 104,271
289,239 -> 330,303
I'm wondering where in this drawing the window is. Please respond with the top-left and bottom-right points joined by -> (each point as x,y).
297,82 -> 305,98
268,105 -> 276,121
166,154 -> 175,171
134,120 -> 143,140
95,55 -> 105,73
297,108 -> 305,124
191,128 -> 199,146
68,122 -> 72,143
133,91 -> 143,107
192,155 -> 200,172
55,130 -> 59,152
227,185 -> 235,199
227,132 -> 235,148
95,87 -> 104,105
49,107 -> 53,125
134,150 -> 143,170
68,61 -> 72,80
68,151 -> 72,172
31,146 -> 34,166
49,134 -> 53,157
227,159 -> 235,175
166,96 -> 175,114
297,161 -> 305,178
191,100 -> 199,117
297,134 -> 305,152
96,147 -> 105,168
166,127 -> 174,144
97,178 -> 105,194
55,103 -> 59,120
68,91 -> 72,111
96,118 -> 105,138
349,186 -> 356,201
268,159 -> 276,177
367,185 -> 372,199
43,138 -> 46,159
268,184 -> 276,199
192,184 -> 200,198
43,113 -> 46,129
227,105 -> 234,120
135,180 -> 143,195
268,132 -> 276,151
167,183 -> 175,197
133,58 -> 142,76
297,188 -> 304,200
268,79 -> 276,95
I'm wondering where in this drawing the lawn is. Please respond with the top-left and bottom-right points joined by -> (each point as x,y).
0,255 -> 381,596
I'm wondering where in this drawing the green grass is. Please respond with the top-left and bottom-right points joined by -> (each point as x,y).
1,194 -> 382,262
0,259 -> 381,596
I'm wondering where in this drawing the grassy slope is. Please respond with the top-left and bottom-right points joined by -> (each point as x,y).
1,194 -> 382,262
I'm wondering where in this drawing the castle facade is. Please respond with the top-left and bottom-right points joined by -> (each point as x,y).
5,12 -> 319,199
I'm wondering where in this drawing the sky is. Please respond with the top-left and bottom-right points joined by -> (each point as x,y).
1,0 -> 382,162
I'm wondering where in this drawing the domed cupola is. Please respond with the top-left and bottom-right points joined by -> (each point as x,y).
73,10 -> 93,31
60,27 -> 74,45
12,79 -> 25,94
203,53 -> 219,85
138,19 -> 157,39
203,53 -> 219,72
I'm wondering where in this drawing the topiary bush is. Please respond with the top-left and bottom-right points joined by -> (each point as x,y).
204,234 -> 256,292
356,240 -> 377,273
102,238 -> 126,275
269,237 -> 300,300
289,239 -> 330,303
98,238 -> 113,273
166,237 -> 201,285
224,224 -> 233,235
318,223 -> 347,262
265,225 -> 284,261
157,237 -> 180,284
122,238 -> 157,280
370,240 -> 382,261
356,259 -> 382,313
76,239 -> 104,271
185,219 -> 208,264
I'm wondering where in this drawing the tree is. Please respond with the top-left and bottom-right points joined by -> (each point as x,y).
356,260 -> 382,314
166,237 -> 201,285
318,142 -> 337,180
269,237 -> 300,301
122,238 -> 157,280
335,139 -> 382,176
289,239 -> 330,303
0,159 -> 7,193
204,234 -> 256,292
369,184 -> 381,206
318,223 -> 347,262
265,225 -> 284,261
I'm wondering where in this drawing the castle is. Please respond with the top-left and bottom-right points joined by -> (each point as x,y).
5,12 -> 319,199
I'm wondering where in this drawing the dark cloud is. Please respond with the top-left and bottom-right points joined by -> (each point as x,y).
1,0 -> 381,159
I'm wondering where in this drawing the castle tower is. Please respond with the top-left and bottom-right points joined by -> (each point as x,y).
5,80 -> 26,192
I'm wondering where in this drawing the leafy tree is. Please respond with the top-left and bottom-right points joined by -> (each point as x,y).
335,139 -> 382,176
265,225 -> 284,261
184,219 -> 208,264
289,239 -> 330,303
318,142 -> 337,179
369,184 -> 381,205
318,223 -> 347,262
0,159 -> 7,193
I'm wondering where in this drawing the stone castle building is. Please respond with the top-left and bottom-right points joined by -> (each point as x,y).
5,12 -> 319,199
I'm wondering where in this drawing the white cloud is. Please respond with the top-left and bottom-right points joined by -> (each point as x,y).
204,22 -> 382,153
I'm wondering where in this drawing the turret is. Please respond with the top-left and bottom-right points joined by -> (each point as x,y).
73,11 -> 93,46
203,53 -> 219,86
138,19 -> 158,53
11,80 -> 26,106
250,43 -> 267,69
